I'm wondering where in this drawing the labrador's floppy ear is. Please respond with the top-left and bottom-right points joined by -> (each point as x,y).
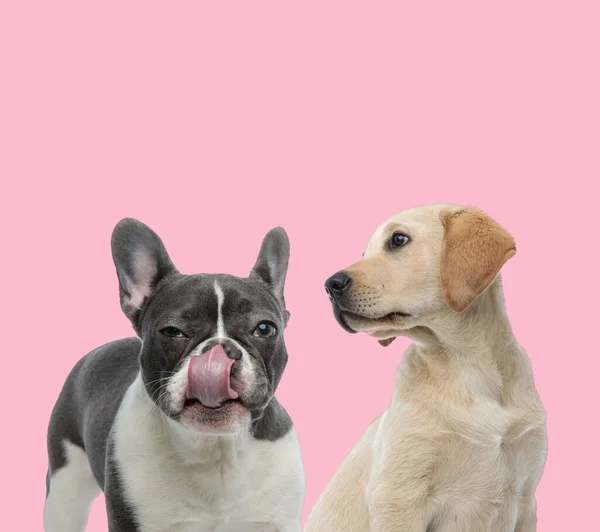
249,227 -> 290,305
111,218 -> 178,327
440,207 -> 516,312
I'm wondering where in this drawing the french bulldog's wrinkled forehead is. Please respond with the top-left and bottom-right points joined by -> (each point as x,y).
141,273 -> 288,331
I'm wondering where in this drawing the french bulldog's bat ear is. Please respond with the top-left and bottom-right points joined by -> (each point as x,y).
249,227 -> 290,304
111,218 -> 177,326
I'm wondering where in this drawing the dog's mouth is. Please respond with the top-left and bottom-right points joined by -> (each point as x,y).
331,300 -> 411,333
183,397 -> 243,411
179,397 -> 247,421
177,395 -> 250,433
346,310 -> 411,322
342,310 -> 411,328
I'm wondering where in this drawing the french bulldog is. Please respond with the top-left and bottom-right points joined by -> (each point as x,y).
44,218 -> 305,532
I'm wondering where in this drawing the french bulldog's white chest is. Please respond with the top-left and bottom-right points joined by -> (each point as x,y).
112,378 -> 304,532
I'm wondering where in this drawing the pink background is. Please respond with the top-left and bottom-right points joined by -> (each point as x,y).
1,1 -> 598,530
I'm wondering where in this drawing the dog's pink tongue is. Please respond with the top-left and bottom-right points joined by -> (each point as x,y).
187,345 -> 239,408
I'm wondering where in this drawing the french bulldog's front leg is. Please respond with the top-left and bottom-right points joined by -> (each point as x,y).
279,522 -> 302,532
225,519 -> 301,531
104,457 -> 139,532
105,488 -> 140,532
219,522 -> 289,532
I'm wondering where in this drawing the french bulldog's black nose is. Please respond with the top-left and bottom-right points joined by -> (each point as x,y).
325,272 -> 352,295
222,343 -> 242,361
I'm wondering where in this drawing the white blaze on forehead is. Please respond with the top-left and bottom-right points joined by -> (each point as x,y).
214,281 -> 226,338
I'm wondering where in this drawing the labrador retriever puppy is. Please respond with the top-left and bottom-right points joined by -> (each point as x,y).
305,204 -> 547,532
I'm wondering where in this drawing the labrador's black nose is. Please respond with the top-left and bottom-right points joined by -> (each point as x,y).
325,272 -> 352,295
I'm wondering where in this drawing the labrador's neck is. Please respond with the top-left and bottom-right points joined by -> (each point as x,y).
410,276 -> 515,355
398,277 -> 522,400
397,277 -> 536,407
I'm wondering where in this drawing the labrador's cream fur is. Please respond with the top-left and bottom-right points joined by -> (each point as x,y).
305,204 -> 547,532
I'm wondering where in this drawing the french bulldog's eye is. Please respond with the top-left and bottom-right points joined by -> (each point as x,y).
253,322 -> 277,338
390,233 -> 410,249
160,326 -> 186,338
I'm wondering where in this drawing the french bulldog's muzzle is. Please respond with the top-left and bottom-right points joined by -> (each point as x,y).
162,333 -> 275,434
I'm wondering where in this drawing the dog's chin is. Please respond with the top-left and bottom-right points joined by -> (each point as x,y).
332,305 -> 358,333
176,398 -> 251,434
340,309 -> 412,333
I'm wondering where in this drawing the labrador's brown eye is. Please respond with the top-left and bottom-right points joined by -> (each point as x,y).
390,233 -> 410,248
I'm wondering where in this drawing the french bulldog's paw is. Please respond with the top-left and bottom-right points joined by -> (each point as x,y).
216,521 -> 280,532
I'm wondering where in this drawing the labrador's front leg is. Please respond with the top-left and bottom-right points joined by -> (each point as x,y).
366,482 -> 431,532
366,433 -> 434,532
514,497 -> 537,532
